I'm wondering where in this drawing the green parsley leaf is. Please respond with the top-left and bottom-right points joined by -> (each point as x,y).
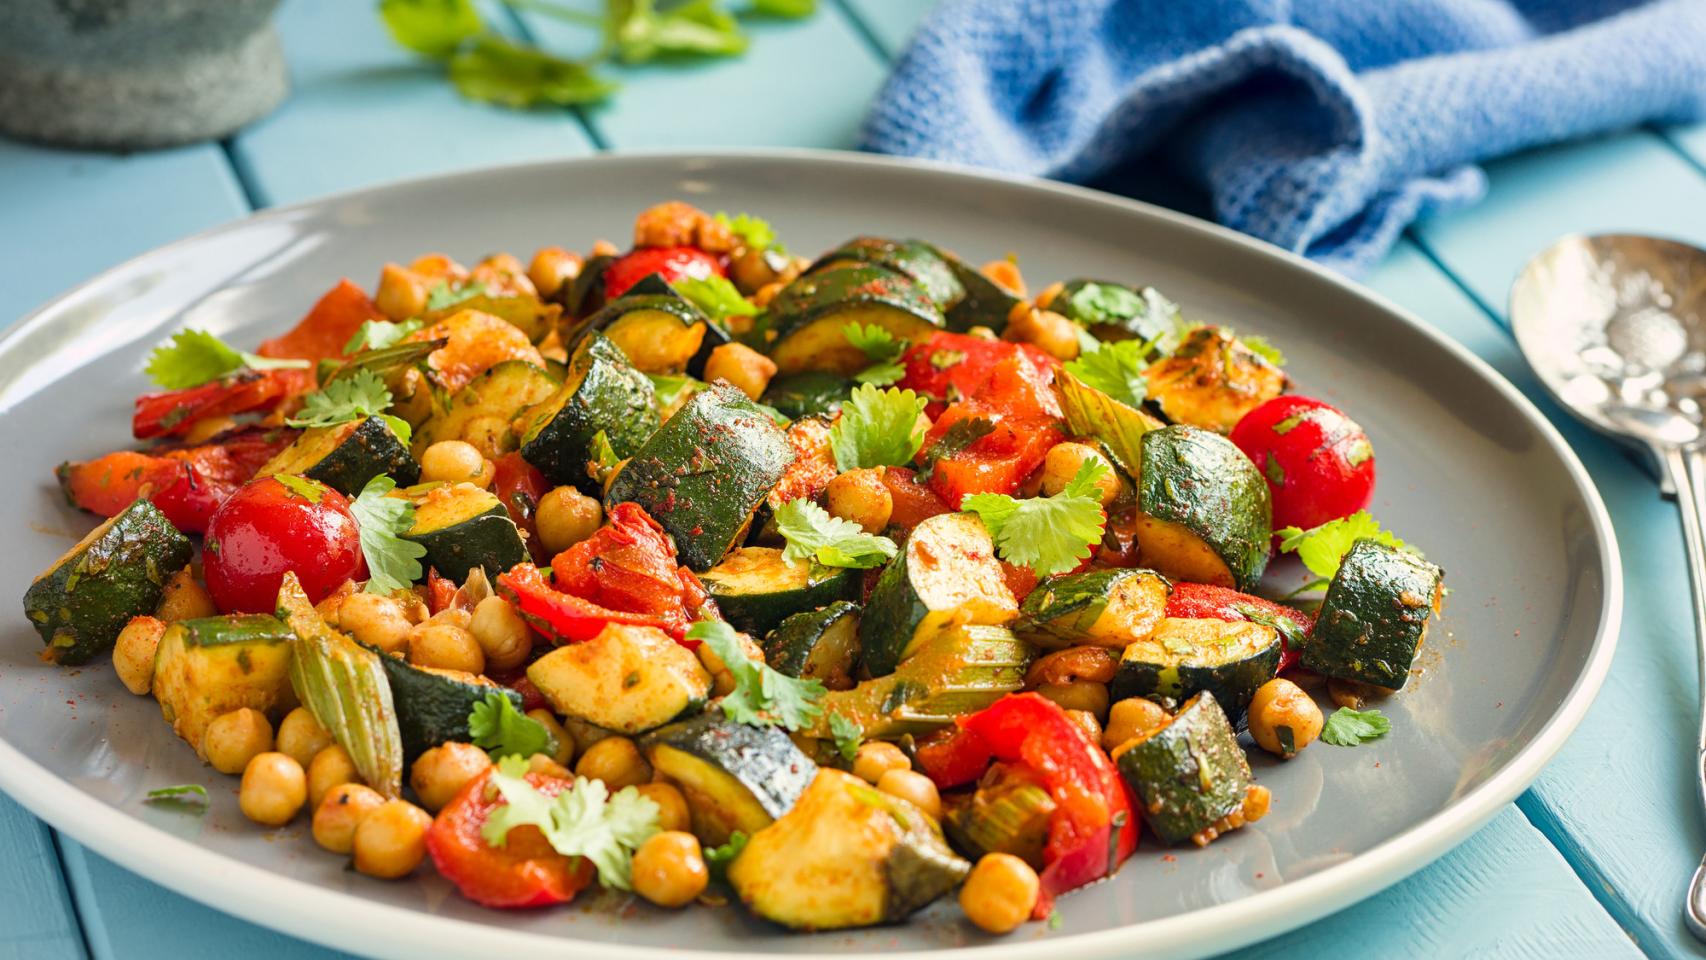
1048,910 -> 1064,931
144,329 -> 309,390
674,275 -> 758,322
1064,339 -> 1148,409
845,322 -> 908,386
425,279 -> 486,312
916,415 -> 994,482
1240,334 -> 1285,367
1275,511 -> 1409,582
144,784 -> 208,803
687,620 -> 824,731
750,0 -> 814,16
829,384 -> 927,471
713,211 -> 780,253
378,0 -> 484,58
828,712 -> 863,763
610,0 -> 748,64
482,756 -> 661,890
647,373 -> 705,413
1320,706 -> 1391,746
273,474 -> 328,503
1066,282 -> 1145,328
774,498 -> 897,569
468,691 -> 557,761
961,459 -> 1109,576
286,368 -> 412,445
450,36 -> 617,108
344,317 -> 424,355
351,475 -> 428,595
703,830 -> 749,881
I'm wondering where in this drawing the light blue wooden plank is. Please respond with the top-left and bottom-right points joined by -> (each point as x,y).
1659,121 -> 1706,177
231,0 -> 595,208
838,0 -> 937,58
0,796 -> 84,960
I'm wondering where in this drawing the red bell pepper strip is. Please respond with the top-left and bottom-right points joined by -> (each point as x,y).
922,403 -> 1064,508
425,767 -> 595,909
603,246 -> 725,300
256,278 -> 387,362
132,368 -> 304,440
912,726 -> 995,790
958,693 -> 1139,918
491,453 -> 552,564
496,563 -> 674,645
549,501 -> 712,641
425,569 -> 462,615
899,332 -> 1057,418
1165,582 -> 1312,673
57,427 -> 295,533
880,466 -> 953,531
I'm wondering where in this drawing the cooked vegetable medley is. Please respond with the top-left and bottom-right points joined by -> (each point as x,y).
25,201 -> 1446,934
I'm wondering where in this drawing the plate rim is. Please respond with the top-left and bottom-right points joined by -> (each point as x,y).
0,147 -> 1624,960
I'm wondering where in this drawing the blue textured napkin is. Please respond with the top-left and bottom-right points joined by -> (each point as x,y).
860,0 -> 1706,275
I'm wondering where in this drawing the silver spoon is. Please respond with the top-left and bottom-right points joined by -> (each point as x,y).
1509,233 -> 1706,940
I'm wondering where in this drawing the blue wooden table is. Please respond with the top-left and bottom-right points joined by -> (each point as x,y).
2,2 -> 1703,957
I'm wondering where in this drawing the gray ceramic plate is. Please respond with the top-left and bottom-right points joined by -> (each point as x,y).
0,150 -> 1619,960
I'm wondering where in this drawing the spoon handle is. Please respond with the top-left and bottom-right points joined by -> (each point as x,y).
1664,445 -> 1706,941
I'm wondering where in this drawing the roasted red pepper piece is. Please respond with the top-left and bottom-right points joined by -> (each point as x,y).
256,278 -> 387,362
491,453 -> 552,564
425,767 -> 595,909
425,569 -> 462,615
880,466 -> 952,531
899,332 -> 1057,418
548,501 -> 711,640
912,726 -> 995,790
922,402 -> 1064,508
132,368 -> 305,440
603,246 -> 724,300
958,693 -> 1139,918
496,563 -> 674,645
57,428 -> 295,533
1165,582 -> 1312,673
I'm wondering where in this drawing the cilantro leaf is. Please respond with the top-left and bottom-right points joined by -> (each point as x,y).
647,373 -> 705,414
450,36 -> 617,108
144,329 -> 309,390
344,317 -> 423,355
1064,339 -> 1148,409
425,279 -> 485,312
1240,334 -> 1285,367
961,459 -> 1109,576
468,691 -> 557,761
774,498 -> 897,569
829,384 -> 927,471
915,415 -> 993,482
1275,511 -> 1409,582
845,322 -> 908,386
703,830 -> 748,881
273,474 -> 328,503
144,784 -> 208,803
482,756 -> 661,890
674,275 -> 758,322
351,476 -> 428,595
687,620 -> 824,730
828,712 -> 863,764
610,0 -> 748,64
287,368 -> 412,445
1320,707 -> 1391,746
590,429 -> 621,470
378,0 -> 483,58
1066,282 -> 1146,328
714,211 -> 780,253
750,0 -> 814,16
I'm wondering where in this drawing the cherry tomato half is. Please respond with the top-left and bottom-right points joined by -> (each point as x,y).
1230,395 -> 1375,531
203,475 -> 367,614
603,246 -> 724,300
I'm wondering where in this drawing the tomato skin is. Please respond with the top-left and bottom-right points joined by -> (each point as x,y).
1165,582 -> 1311,673
922,404 -> 1064,508
603,246 -> 724,300
880,467 -> 952,531
132,368 -> 305,440
426,768 -> 595,909
57,428 -> 295,533
1230,396 -> 1375,531
491,453 -> 552,564
202,476 -> 367,614
548,502 -> 709,640
899,332 -> 1057,418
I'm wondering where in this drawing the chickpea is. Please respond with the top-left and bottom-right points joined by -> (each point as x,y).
631,831 -> 709,908
575,736 -> 650,791
410,742 -> 492,812
590,239 -> 620,258
375,262 -> 428,321
239,752 -> 307,827
959,853 -> 1040,935
703,343 -> 777,401
408,620 -> 486,675
1247,678 -> 1324,759
696,629 -> 764,697
1033,281 -> 1065,310
204,708 -> 275,775
527,709 -> 576,767
181,415 -> 238,445
470,596 -> 532,673
459,421 -> 508,465
1026,646 -> 1118,687
729,247 -> 782,294
308,744 -> 359,810
979,258 -> 1027,297
332,592 -> 413,657
1003,307 -> 1080,361
409,253 -> 465,282
155,568 -> 216,622
1102,697 -> 1170,753
635,782 -> 691,833
1328,677 -> 1391,710
1065,709 -> 1103,746
527,753 -> 573,779
633,201 -> 732,252
276,707 -> 335,769
1039,442 -> 1119,505
535,486 -> 603,556
353,800 -> 432,879
877,769 -> 941,820
113,616 -> 165,696
312,782 -> 386,854
1243,783 -> 1272,822
1034,680 -> 1109,720
825,468 -> 894,534
528,246 -> 582,299
852,741 -> 910,784
419,440 -> 486,485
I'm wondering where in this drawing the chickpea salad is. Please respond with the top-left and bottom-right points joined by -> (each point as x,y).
24,201 -> 1445,935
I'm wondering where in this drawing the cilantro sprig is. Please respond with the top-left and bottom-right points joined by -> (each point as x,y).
468,691 -> 558,761
1320,707 -> 1391,746
829,384 -> 927,471
703,830 -> 749,880
482,755 -> 660,890
687,620 -> 824,731
915,415 -> 993,482
344,317 -> 424,355
144,329 -> 309,390
774,498 -> 897,569
844,323 -> 907,386
715,211 -> 783,254
1064,338 -> 1148,409
674,275 -> 758,322
286,368 -> 413,444
350,475 -> 428,595
828,713 -> 863,764
961,459 -> 1109,576
144,784 -> 209,806
1275,511 -> 1412,591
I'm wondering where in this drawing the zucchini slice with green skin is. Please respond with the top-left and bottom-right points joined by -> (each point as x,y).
943,772 -> 1055,868
761,370 -> 852,420
700,547 -> 859,639
526,623 -> 710,735
1050,279 -> 1181,343
808,622 -> 1031,740
573,292 -> 711,376
810,237 -> 965,310
256,417 -> 419,496
936,248 -> 1024,332
1114,691 -> 1252,845
605,383 -> 795,572
1134,425 -> 1272,591
1304,539 -> 1444,689
151,614 -> 295,759
729,768 -> 970,931
1017,568 -> 1170,650
557,253 -> 613,318
23,498 -> 193,665
399,482 -> 529,583
763,600 -> 862,691
376,657 -> 523,762
766,266 -> 944,376
1110,616 -> 1280,723
517,332 -> 658,492
641,712 -> 817,846
859,511 -> 1017,678
412,360 -> 560,458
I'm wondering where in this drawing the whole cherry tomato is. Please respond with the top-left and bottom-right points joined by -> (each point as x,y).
1230,395 -> 1375,531
203,475 -> 367,614
603,246 -> 724,299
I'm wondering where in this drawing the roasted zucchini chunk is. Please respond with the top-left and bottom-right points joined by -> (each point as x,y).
859,511 -> 1017,677
559,253 -> 614,318
935,246 -> 1024,332
573,289 -> 712,375
376,656 -> 524,762
642,712 -> 817,845
152,614 -> 296,758
1143,326 -> 1285,433
1017,568 -> 1170,649
766,265 -> 943,376
1110,617 -> 1280,723
761,370 -> 853,420
517,331 -> 658,491
1133,425 -> 1272,591
256,417 -> 419,496
943,768 -> 1056,868
1114,691 -> 1253,845
729,768 -> 970,931
527,623 -> 709,735
1049,279 -> 1181,343
810,237 -> 965,311
808,623 -> 1031,740
423,290 -> 561,345
763,601 -> 862,691
398,482 -> 529,583
605,383 -> 795,571
24,498 -> 193,665
412,360 -> 559,457
700,547 -> 859,638
1304,539 -> 1444,689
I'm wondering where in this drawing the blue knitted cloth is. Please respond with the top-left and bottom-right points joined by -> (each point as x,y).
860,0 -> 1706,275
